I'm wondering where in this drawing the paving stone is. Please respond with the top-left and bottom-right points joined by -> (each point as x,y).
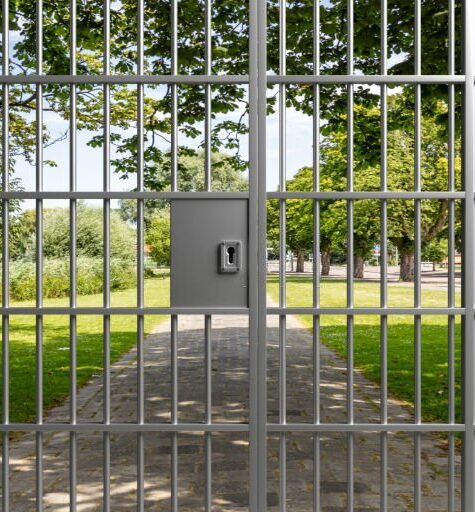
3,307 -> 462,511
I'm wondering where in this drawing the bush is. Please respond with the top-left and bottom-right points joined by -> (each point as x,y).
19,203 -> 137,262
8,257 -> 136,301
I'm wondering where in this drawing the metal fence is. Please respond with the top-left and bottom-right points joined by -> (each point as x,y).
0,0 -> 473,511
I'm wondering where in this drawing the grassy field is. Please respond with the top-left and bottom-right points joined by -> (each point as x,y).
0,276 -> 170,424
267,275 -> 462,424
1,273 -> 462,426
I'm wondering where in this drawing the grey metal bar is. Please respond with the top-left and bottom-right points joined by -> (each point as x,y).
0,306 -> 251,315
1,0 -> 9,508
266,75 -> 467,85
0,423 -> 251,432
312,1 -> 321,510
278,0 -> 287,508
413,2 -> 422,511
463,1 -> 475,510
0,74 -> 468,85
0,191 -> 250,200
69,1 -> 77,510
204,315 -> 212,511
204,2 -> 213,507
204,0 -> 212,192
268,191 -> 465,200
170,316 -> 178,511
35,1 -> 44,510
136,1 -> 145,510
346,1 -> 354,510
447,2 -> 456,511
0,74 -> 250,85
0,190 -> 465,200
267,423 -> 465,432
0,422 -> 464,433
380,0 -> 388,510
247,0 -> 267,506
102,1 -> 111,510
170,2 -> 179,508
268,306 -> 466,315
0,305 -> 467,316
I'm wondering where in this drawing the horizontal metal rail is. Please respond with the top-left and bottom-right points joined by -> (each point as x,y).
0,306 -> 466,315
268,191 -> 465,200
0,422 -> 465,433
0,191 -> 250,200
0,191 -> 464,200
0,74 -> 468,85
0,306 -> 250,315
267,307 -> 466,315
267,423 -> 465,432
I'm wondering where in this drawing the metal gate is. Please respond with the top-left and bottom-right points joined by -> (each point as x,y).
0,0 -> 473,510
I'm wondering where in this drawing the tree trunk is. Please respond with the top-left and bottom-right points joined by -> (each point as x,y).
296,250 -> 305,273
353,254 -> 365,279
400,251 -> 415,282
321,250 -> 331,276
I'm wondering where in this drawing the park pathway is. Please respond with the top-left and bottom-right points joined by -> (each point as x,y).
4,306 -> 460,511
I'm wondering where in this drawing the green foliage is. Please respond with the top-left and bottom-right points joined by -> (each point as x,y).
8,257 -> 136,301
269,98 -> 461,274
119,151 -> 248,227
6,0 -> 460,184
16,203 -> 136,262
146,214 -> 171,267
422,238 -> 448,266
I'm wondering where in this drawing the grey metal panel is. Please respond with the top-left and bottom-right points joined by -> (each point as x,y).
171,199 -> 248,307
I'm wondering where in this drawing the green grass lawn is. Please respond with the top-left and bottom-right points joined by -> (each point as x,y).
1,272 -> 462,426
267,275 -> 462,424
0,276 -> 170,424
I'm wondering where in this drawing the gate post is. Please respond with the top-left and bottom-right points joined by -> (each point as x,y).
463,0 -> 475,509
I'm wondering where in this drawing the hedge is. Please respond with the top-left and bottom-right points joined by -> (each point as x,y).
8,257 -> 136,301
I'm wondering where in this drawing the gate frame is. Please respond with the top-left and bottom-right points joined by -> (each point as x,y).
0,0 -> 473,511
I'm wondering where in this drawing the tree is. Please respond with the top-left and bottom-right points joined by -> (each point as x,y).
146,214 -> 170,267
4,1 -> 459,187
18,203 -> 136,261
422,238 -> 448,271
119,151 -> 247,226
267,167 -> 338,274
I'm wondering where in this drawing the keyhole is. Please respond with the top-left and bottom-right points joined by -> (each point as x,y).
227,246 -> 235,265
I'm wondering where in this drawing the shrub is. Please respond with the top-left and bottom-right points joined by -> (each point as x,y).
19,203 -> 137,262
8,257 -> 136,301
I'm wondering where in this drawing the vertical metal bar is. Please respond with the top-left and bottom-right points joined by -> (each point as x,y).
35,1 -> 44,509
278,0 -> 287,509
312,1 -> 321,511
379,1 -> 388,511
136,0 -> 145,510
102,0 -> 111,510
346,1 -> 354,510
204,315 -> 212,511
170,314 -> 178,511
447,2 -> 456,511
204,0 -> 212,192
1,0 -> 9,509
170,2 -> 179,509
69,1 -> 77,509
462,1 -> 475,510
171,0 -> 178,192
204,3 -> 212,507
413,2 -> 422,511
248,0 -> 266,507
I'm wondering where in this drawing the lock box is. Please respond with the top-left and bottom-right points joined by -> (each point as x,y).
170,199 -> 248,308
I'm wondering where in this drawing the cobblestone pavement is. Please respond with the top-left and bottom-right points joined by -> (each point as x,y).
3,311 -> 461,511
